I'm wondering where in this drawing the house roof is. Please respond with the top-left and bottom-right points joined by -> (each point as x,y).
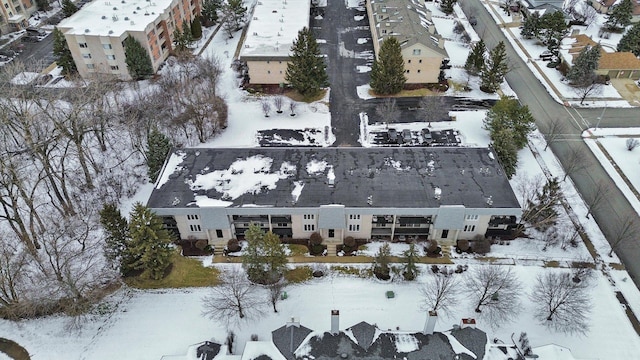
147,147 -> 521,211
369,0 -> 447,57
562,34 -> 640,70
272,323 -> 314,360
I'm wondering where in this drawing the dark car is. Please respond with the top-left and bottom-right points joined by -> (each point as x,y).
388,128 -> 398,143
421,128 -> 433,145
22,36 -> 39,43
402,129 -> 412,144
469,16 -> 477,26
26,27 -> 46,36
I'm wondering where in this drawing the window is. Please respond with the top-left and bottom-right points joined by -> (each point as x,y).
348,224 -> 360,232
87,64 -> 95,69
216,229 -> 223,238
304,224 -> 315,231
464,225 -> 476,232
190,224 -> 202,232
408,59 -> 411,63
277,223 -> 288,227
187,214 -> 199,220
349,214 -> 360,220
381,29 -> 387,34
82,53 -> 91,59
106,54 -> 116,60
417,70 -> 421,73
419,59 -> 422,63
267,70 -> 271,74
4,4 -> 8,8
441,229 -> 449,238
110,65 -> 119,70
102,44 -> 112,49
465,214 -> 479,221
328,229 -> 335,237
79,43 -> 88,48
406,70 -> 410,73
413,49 -> 421,55
304,214 -> 315,220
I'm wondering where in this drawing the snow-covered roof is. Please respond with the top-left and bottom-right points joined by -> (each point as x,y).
58,0 -> 174,37
239,0 -> 310,60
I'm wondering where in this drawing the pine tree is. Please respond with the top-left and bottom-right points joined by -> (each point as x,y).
202,0 -> 222,26
36,0 -> 51,11
370,37 -> 406,95
402,243 -> 419,281
483,95 -> 535,149
52,28 -> 77,76
174,21 -> 194,52
99,203 -> 132,275
373,243 -> 392,279
191,16 -> 203,39
480,41 -> 508,93
523,178 -> 561,231
618,22 -> 640,56
521,12 -> 541,39
124,36 -> 153,80
146,128 -> 172,182
464,39 -> 486,75
241,224 -> 287,284
128,203 -> 174,280
285,27 -> 328,97
606,0 -> 634,30
62,0 -> 78,17
440,0 -> 456,15
539,11 -> 567,52
221,0 -> 247,36
492,129 -> 519,179
566,45 -> 601,85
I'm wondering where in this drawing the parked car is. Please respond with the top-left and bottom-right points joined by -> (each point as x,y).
540,50 -> 553,61
402,129 -> 412,144
469,16 -> 477,26
22,36 -> 39,43
388,128 -> 398,143
421,128 -> 433,145
26,27 -> 46,36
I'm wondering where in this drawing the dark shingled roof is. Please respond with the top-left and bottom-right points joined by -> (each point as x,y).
196,341 -> 221,360
272,323 -> 313,360
148,147 -> 519,210
451,327 -> 487,360
348,322 -> 378,350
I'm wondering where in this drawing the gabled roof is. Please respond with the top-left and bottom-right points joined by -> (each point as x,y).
562,35 -> 640,70
272,323 -> 314,360
369,0 -> 447,57
346,322 -> 378,350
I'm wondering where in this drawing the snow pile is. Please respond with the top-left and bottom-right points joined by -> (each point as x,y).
10,72 -> 39,85
188,156 -> 295,200
306,159 -> 329,174
443,332 -> 476,359
292,181 -> 305,202
156,151 -> 187,189
385,158 -> 410,171
192,195 -> 233,208
394,333 -> 420,353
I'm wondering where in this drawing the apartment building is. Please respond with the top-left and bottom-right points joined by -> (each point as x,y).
238,0 -> 310,85
366,0 -> 448,84
0,0 -> 36,34
57,0 -> 200,80
147,147 -> 521,252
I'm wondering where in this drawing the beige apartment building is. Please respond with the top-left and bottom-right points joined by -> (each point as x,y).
366,0 -> 448,84
0,0 -> 36,33
57,0 -> 200,80
239,0 -> 310,85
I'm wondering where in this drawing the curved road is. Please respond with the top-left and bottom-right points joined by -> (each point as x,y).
465,0 -> 640,285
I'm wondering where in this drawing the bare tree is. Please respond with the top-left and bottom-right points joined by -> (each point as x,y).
543,118 -> 566,151
530,272 -> 592,334
289,101 -> 298,116
202,268 -> 266,327
419,274 -> 460,317
573,78 -> 603,105
261,99 -> 271,117
375,98 -> 400,124
464,266 -> 522,328
273,96 -> 285,113
266,279 -> 287,313
583,6 -> 599,27
0,234 -> 29,311
519,177 -> 562,233
608,215 -> 640,257
562,146 -> 592,181
419,95 -> 448,124
626,138 -> 639,151
585,180 -> 612,219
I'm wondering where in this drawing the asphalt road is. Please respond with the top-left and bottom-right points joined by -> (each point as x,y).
463,0 -> 640,286
14,32 -> 55,73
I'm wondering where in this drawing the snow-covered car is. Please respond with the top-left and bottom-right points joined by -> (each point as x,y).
388,128 -> 398,143
402,129 -> 412,144
421,128 -> 433,145
469,16 -> 477,26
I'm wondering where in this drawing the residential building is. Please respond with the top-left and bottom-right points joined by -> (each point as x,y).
560,34 -> 640,80
238,0 -> 310,85
592,0 -> 640,23
147,147 -> 521,253
365,0 -> 448,85
57,0 -> 200,80
0,0 -> 36,33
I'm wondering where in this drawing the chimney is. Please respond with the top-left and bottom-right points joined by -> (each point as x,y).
423,310 -> 437,335
286,317 -> 300,328
460,318 -> 476,329
331,310 -> 340,335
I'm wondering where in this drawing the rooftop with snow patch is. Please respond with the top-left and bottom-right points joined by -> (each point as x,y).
147,147 -> 519,210
239,0 -> 311,60
58,0 -> 174,37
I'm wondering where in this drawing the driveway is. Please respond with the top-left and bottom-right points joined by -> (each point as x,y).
14,32 -> 55,73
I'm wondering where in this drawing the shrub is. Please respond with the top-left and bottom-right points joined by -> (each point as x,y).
309,232 -> 323,246
344,236 -> 356,248
626,138 -> 639,151
473,235 -> 491,255
310,244 -> 325,256
284,266 -> 313,283
431,265 -> 440,273
227,238 -> 241,252
195,239 -> 208,250
426,239 -> 438,253
457,239 -> 470,252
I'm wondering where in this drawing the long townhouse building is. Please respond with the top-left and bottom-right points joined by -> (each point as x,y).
147,147 -> 521,253
57,0 -> 200,80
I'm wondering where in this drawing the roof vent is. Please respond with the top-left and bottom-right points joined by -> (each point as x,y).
84,28 -> 90,33
124,16 -> 129,20
486,196 -> 493,206
121,0 -> 125,2
108,30 -> 114,34
130,20 -> 134,25
367,195 -> 373,206
112,14 -> 118,21
434,187 -> 441,200
101,15 -> 107,19
136,6 -> 140,9
113,6 -> 117,10
144,11 -> 149,15
133,10 -> 136,13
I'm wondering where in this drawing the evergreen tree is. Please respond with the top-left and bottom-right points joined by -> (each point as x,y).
124,36 -> 153,80
242,224 -> 287,284
606,0 -> 634,30
617,22 -> 640,56
128,203 -> 174,280
370,37 -> 406,95
146,128 -> 172,182
173,21 -> 194,52
402,243 -> 419,281
480,41 -> 508,93
539,11 -> 567,53
221,0 -> 247,37
440,0 -> 456,15
99,203 -> 132,275
492,128 -> 519,179
464,39 -> 486,75
523,178 -> 561,231
521,12 -> 541,39
191,16 -> 203,39
373,243 -> 392,279
483,96 -> 535,149
566,45 -> 601,85
52,28 -> 77,76
36,0 -> 51,11
201,0 -> 222,26
62,0 -> 78,17
285,27 -> 328,97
